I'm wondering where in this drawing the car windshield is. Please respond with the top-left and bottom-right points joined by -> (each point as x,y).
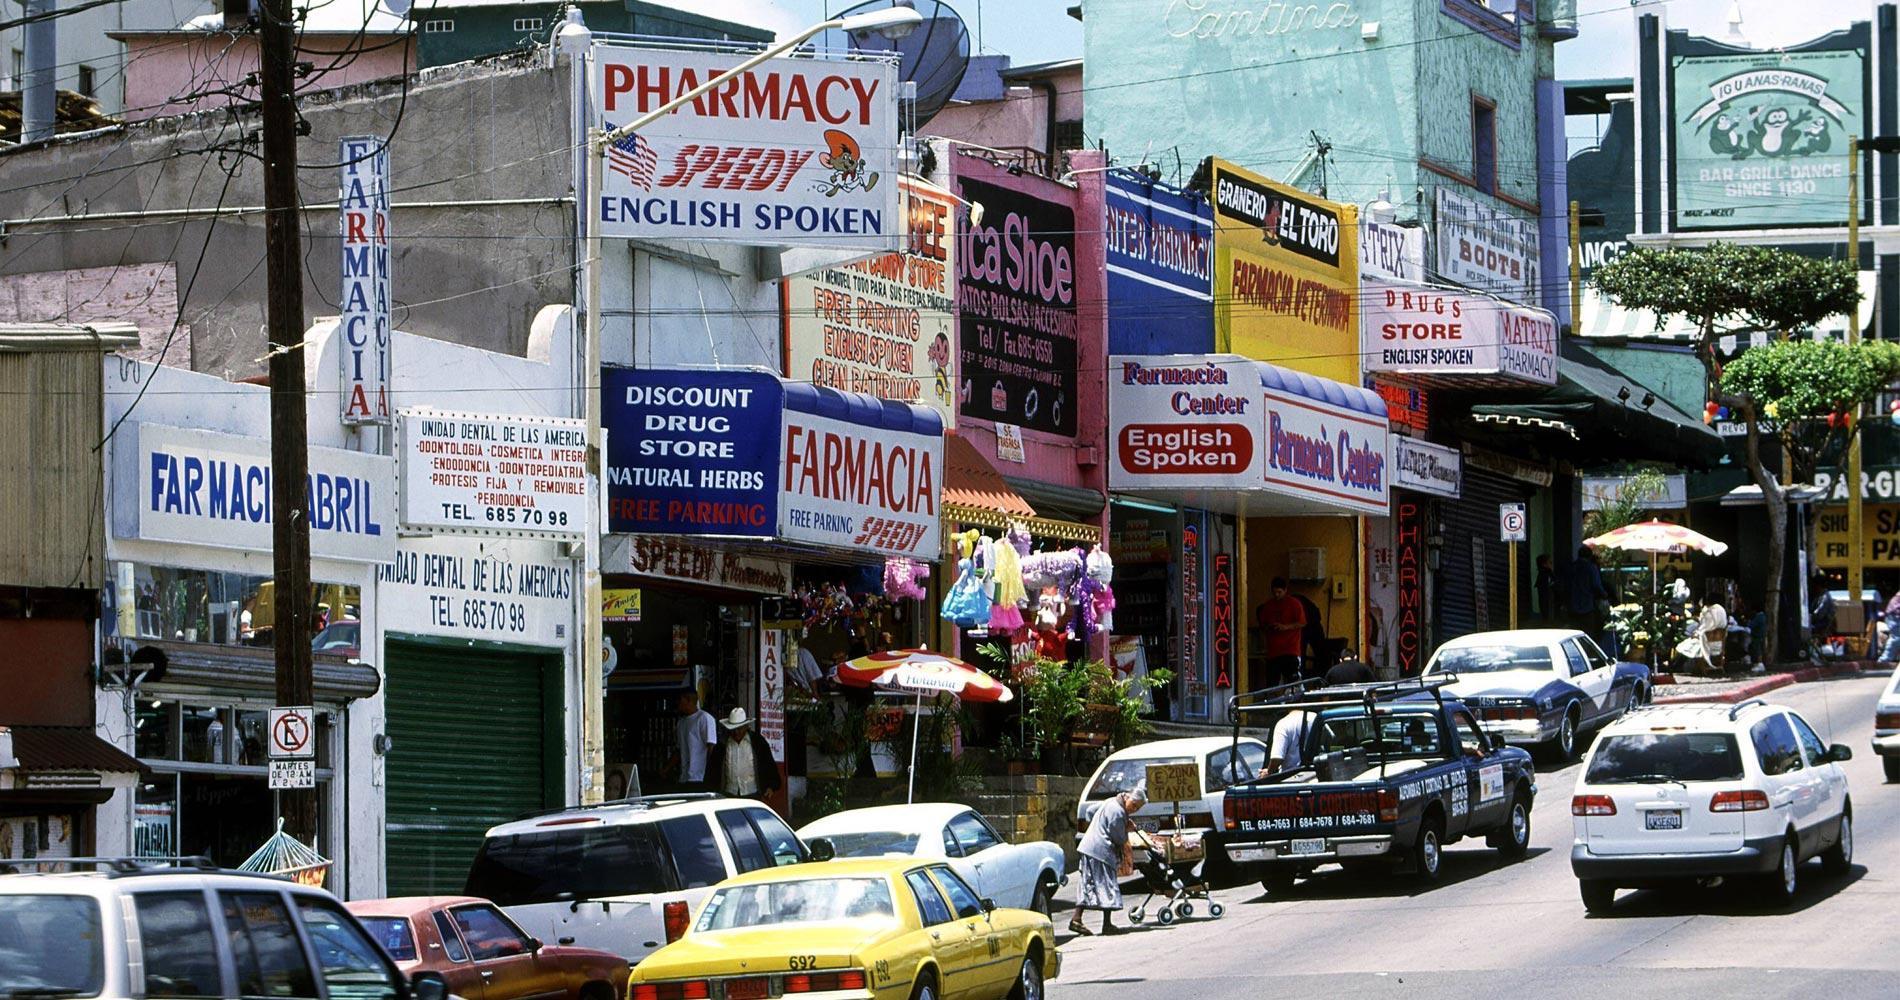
815,831 -> 921,858
0,894 -> 105,997
1586,732 -> 1745,783
696,878 -> 894,932
356,916 -> 418,962
1088,757 -> 1191,800
1313,709 -> 1444,760
464,823 -> 674,905
1428,644 -> 1553,674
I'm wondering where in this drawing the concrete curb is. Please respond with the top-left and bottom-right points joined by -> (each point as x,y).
1652,661 -> 1877,704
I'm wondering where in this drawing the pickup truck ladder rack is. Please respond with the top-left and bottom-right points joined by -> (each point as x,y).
1225,675 -> 1464,784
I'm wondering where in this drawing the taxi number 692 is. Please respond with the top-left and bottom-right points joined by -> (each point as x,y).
788,956 -> 818,971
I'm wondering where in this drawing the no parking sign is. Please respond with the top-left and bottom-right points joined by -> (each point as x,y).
1499,503 -> 1527,542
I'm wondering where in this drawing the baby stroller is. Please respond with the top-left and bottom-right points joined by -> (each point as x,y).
1125,830 -> 1223,925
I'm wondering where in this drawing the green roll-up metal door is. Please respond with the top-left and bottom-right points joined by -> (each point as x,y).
384,638 -> 559,896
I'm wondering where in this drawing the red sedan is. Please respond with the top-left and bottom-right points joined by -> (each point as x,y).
347,896 -> 627,1000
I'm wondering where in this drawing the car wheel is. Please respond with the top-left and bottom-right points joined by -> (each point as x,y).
911,969 -> 939,1000
1260,869 -> 1297,896
1884,757 -> 1900,784
1492,791 -> 1531,859
1009,954 -> 1044,1000
1030,874 -> 1057,917
1414,817 -> 1445,882
1759,835 -> 1799,905
1579,879 -> 1616,915
1823,810 -> 1854,875
1554,710 -> 1580,761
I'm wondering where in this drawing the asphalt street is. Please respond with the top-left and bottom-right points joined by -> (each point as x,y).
1048,672 -> 1899,1000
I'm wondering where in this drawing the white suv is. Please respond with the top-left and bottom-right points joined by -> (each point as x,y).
464,793 -> 806,965
0,859 -> 449,1000
1570,700 -> 1854,914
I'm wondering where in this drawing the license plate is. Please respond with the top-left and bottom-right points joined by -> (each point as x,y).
1137,818 -> 1160,833
1289,838 -> 1326,856
1645,809 -> 1683,830
1229,847 -> 1273,862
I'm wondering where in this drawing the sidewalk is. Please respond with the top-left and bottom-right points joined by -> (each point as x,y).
1651,660 -> 1879,705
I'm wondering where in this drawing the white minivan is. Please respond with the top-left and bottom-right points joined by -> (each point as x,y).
1570,700 -> 1853,913
465,793 -> 807,964
1075,736 -> 1270,835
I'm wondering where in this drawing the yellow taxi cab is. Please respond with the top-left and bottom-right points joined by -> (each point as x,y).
627,856 -> 1059,1000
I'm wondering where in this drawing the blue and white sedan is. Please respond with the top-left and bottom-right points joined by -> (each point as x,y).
1422,628 -> 1651,759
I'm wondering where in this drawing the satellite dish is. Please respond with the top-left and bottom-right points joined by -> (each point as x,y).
821,0 -> 971,128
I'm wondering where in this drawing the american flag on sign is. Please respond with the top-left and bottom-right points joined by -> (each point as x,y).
605,125 -> 659,190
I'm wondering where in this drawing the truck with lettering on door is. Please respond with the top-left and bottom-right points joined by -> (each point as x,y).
1208,679 -> 1536,895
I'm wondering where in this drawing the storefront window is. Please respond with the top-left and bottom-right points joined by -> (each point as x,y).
106,563 -> 359,653
136,699 -> 176,760
134,700 -> 337,868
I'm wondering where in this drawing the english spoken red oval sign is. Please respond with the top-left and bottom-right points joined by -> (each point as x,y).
1117,423 -> 1254,476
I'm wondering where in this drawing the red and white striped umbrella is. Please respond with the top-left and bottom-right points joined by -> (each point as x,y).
1584,519 -> 1729,556
835,649 -> 1013,703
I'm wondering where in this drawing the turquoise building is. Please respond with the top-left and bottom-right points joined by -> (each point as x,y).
1083,0 -> 1577,316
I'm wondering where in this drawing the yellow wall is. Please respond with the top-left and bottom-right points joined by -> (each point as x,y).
1244,515 -> 1361,690
1209,158 -> 1360,385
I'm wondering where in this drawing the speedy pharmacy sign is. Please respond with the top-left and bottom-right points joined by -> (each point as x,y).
593,44 -> 900,248
112,423 -> 395,563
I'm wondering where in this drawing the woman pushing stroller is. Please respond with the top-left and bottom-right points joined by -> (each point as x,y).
1070,781 -> 1146,936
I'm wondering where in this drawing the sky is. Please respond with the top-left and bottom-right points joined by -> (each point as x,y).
658,0 -> 1870,79
661,0 -> 1083,65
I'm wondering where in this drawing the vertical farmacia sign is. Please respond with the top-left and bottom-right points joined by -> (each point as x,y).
338,136 -> 391,425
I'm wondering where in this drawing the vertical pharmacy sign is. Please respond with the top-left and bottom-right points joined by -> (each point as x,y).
339,136 -> 391,425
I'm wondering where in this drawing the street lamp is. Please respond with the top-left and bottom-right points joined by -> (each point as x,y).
574,3 -> 923,804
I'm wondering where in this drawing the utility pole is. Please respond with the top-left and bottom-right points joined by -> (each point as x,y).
1847,136 -> 1863,609
258,0 -> 318,843
1568,201 -> 1581,334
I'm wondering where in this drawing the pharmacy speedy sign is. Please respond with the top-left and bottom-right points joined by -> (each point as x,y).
593,44 -> 900,249
112,423 -> 395,563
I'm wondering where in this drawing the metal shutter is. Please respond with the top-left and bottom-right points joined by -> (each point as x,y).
1434,468 -> 1532,642
384,640 -> 558,896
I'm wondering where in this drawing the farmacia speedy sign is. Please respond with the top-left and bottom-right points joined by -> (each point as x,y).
593,45 -> 900,249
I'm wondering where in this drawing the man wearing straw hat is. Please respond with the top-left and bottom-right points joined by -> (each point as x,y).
710,708 -> 781,800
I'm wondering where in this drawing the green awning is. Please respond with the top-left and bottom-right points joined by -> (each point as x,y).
1467,340 -> 1726,468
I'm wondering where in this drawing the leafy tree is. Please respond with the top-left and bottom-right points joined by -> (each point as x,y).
1593,244 -> 1869,664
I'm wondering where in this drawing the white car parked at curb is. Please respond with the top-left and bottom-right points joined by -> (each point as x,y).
1570,699 -> 1854,914
1869,662 -> 1900,782
797,802 -> 1068,914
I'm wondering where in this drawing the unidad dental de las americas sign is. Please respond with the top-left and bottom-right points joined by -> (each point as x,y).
1108,354 -> 1389,516
112,423 -> 396,563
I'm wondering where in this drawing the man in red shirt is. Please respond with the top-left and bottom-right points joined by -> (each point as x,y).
1256,576 -> 1307,687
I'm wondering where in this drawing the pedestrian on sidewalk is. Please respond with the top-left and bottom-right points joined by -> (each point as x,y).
669,690 -> 718,792
1880,591 -> 1900,663
1256,577 -> 1307,685
1565,546 -> 1609,646
1071,783 -> 1146,937
710,708 -> 781,799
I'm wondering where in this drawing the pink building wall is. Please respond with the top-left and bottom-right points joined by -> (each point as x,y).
929,64 -> 1083,169
116,33 -> 415,121
948,147 -> 1107,511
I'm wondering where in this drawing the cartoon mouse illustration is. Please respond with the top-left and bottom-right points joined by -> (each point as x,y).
815,129 -> 880,197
